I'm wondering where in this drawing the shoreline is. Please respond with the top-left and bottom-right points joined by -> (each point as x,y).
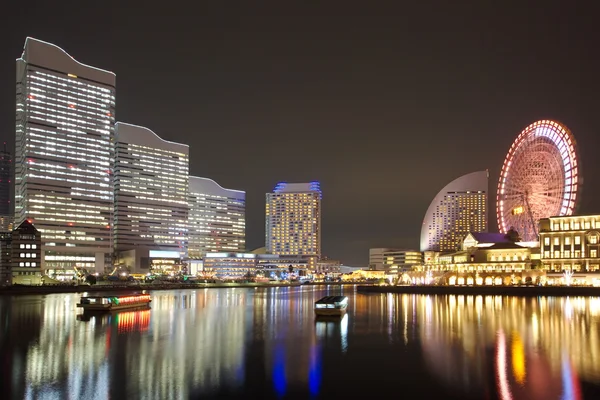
0,282 -> 357,296
356,285 -> 600,297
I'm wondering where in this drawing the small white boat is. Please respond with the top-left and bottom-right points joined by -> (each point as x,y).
77,294 -> 151,312
314,295 -> 348,316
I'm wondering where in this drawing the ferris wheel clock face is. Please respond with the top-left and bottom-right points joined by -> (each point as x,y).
496,120 -> 580,242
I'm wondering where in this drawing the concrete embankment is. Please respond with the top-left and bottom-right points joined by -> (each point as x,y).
0,282 -> 304,296
357,285 -> 600,297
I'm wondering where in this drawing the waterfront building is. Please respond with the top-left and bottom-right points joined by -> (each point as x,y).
539,215 -> 600,274
315,257 -> 341,274
114,122 -> 189,274
0,144 -> 11,218
0,233 -> 10,285
265,182 -> 322,269
420,171 -> 488,253
203,252 -> 310,279
369,248 -> 423,274
188,176 -> 245,259
10,220 -> 42,285
255,254 -> 311,273
340,269 -> 386,281
368,248 -> 388,271
407,234 -> 541,285
15,37 -> 116,277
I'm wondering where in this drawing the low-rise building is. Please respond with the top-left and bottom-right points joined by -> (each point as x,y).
369,248 -> 423,274
203,252 -> 311,279
10,220 -> 42,285
316,257 -> 341,274
539,215 -> 600,272
0,232 -> 11,285
405,233 -> 541,285
538,215 -> 600,286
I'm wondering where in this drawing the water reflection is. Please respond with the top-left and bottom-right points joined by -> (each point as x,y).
411,294 -> 599,399
0,288 -> 599,399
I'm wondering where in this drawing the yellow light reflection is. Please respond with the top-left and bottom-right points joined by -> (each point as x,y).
511,331 -> 526,385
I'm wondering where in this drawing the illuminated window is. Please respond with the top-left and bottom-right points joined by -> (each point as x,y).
575,236 -> 581,245
20,244 -> 25,249
565,237 -> 571,245
590,236 -> 598,244
592,250 -> 598,258
554,237 -> 559,246
544,237 -> 550,246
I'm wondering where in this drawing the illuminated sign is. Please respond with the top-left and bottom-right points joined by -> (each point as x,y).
512,206 -> 524,215
148,250 -> 180,258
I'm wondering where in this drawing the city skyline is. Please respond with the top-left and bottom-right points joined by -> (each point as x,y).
0,3 -> 599,267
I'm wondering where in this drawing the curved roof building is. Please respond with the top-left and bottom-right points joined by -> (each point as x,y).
15,37 -> 116,274
188,176 -> 245,258
420,171 -> 488,252
114,122 -> 189,256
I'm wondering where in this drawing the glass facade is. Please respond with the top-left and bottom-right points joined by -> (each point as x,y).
114,123 -> 189,258
265,182 -> 321,263
15,38 -> 116,273
188,176 -> 245,259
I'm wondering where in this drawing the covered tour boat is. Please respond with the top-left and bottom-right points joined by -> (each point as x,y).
77,294 -> 151,312
314,295 -> 348,316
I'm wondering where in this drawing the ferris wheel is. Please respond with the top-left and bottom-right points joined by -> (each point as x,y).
496,120 -> 580,242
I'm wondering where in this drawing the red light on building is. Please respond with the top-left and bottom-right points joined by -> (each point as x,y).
69,104 -> 76,108
68,222 -> 73,226
28,95 -> 35,99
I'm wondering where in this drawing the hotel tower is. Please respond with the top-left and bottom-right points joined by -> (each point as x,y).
265,182 -> 322,268
188,176 -> 245,259
420,171 -> 488,253
15,38 -> 116,276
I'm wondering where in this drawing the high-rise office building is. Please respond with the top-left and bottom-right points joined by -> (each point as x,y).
0,143 -> 12,232
420,171 -> 488,253
188,176 -> 245,259
15,37 -> 116,276
265,182 -> 321,268
0,143 -> 11,216
114,122 -> 189,273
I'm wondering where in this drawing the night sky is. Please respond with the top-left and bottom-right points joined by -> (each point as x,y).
0,2 -> 598,267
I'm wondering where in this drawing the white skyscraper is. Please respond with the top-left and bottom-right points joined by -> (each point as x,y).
188,176 -> 245,259
265,182 -> 321,268
114,122 -> 189,273
15,38 -> 115,276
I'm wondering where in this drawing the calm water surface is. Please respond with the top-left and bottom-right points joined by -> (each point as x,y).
1,286 -> 599,399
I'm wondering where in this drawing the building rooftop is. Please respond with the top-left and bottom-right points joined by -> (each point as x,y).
469,232 -> 511,244
486,242 -> 527,250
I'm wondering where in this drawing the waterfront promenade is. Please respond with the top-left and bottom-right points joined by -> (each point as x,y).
357,284 -> 600,297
